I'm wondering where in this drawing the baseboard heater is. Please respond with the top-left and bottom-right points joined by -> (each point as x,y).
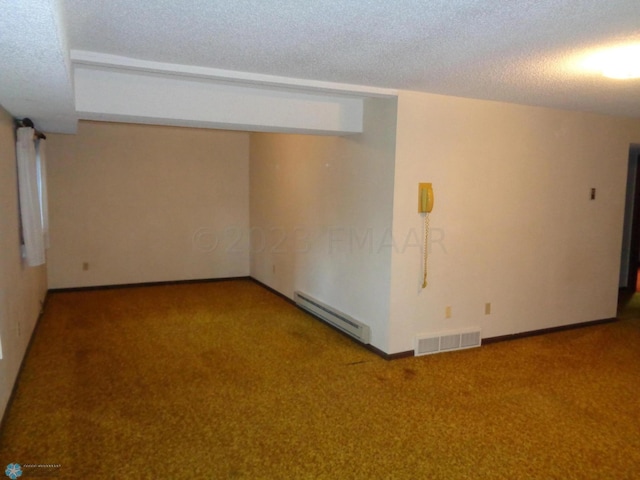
294,291 -> 371,344
415,328 -> 481,356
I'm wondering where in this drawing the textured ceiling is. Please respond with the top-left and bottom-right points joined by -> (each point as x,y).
2,0 -> 640,132
60,0 -> 640,117
0,0 -> 76,132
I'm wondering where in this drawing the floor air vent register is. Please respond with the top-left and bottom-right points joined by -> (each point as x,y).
415,329 -> 481,356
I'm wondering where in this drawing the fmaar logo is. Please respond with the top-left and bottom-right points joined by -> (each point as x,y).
4,463 -> 21,479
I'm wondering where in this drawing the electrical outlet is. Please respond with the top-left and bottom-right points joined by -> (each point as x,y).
485,302 -> 491,315
272,264 -> 276,274
445,306 -> 452,318
82,262 -> 89,271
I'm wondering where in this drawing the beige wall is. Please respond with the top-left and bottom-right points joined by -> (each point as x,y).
46,121 -> 250,288
0,106 -> 48,421
389,91 -> 640,353
250,98 -> 398,352
8,89 -> 639,365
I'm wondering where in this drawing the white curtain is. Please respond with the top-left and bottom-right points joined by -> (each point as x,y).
16,127 -> 46,266
36,138 -> 50,248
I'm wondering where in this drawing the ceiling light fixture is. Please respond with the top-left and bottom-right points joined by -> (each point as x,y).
581,44 -> 640,80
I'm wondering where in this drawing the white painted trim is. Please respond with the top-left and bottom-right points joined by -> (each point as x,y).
70,50 -> 398,99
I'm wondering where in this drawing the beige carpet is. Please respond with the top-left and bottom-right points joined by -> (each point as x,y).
1,279 -> 639,479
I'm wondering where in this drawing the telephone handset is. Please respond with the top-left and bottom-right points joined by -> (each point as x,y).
418,183 -> 434,213
418,183 -> 434,289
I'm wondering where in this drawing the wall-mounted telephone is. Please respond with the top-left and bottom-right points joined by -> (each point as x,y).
418,183 -> 434,213
418,183 -> 434,289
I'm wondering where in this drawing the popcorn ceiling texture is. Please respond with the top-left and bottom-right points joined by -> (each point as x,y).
1,0 -> 640,132
61,0 -> 640,116
0,0 -> 76,132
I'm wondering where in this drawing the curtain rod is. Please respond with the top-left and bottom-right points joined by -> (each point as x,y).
15,117 -> 46,140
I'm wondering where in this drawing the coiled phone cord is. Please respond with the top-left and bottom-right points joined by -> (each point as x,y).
422,212 -> 429,289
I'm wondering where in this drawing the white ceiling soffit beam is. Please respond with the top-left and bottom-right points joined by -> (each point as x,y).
71,51 -> 398,135
70,50 -> 398,99
0,0 -> 78,134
